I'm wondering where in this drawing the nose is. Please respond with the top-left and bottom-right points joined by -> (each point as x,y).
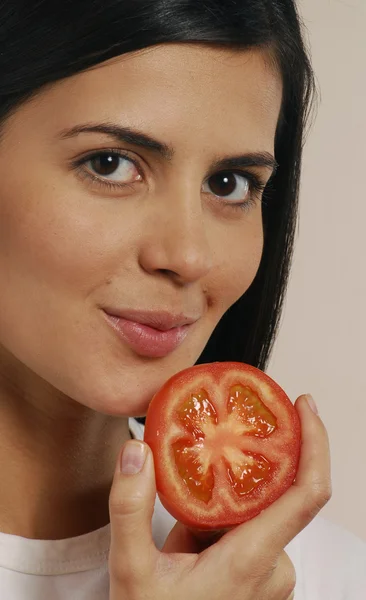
138,188 -> 214,285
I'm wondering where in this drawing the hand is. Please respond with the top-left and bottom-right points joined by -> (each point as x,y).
108,394 -> 331,600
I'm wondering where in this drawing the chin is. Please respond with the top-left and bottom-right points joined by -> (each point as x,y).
41,332 -> 206,418
68,379 -> 155,418
67,357 -> 189,418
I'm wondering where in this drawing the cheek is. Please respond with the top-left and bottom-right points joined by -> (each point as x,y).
210,215 -> 264,315
0,166 -> 136,307
0,183 -> 101,293
0,175 -> 140,411
0,171 -> 121,368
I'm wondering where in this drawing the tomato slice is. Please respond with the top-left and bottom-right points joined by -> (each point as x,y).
144,362 -> 301,530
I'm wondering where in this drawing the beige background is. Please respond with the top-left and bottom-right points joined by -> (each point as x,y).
268,0 -> 366,541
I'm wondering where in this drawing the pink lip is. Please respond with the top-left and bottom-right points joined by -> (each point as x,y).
103,313 -> 191,358
103,308 -> 200,331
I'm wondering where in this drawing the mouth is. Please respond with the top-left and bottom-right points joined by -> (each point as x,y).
102,309 -> 199,358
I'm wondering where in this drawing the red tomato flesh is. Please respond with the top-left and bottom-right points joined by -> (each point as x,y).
144,362 -> 301,530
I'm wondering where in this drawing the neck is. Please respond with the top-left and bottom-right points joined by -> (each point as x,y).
0,362 -> 132,540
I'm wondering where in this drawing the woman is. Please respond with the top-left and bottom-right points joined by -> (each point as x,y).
0,1 -> 364,599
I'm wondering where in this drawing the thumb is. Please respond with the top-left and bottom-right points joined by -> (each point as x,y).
108,440 -> 158,579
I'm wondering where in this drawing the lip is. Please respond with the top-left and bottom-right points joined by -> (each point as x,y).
102,310 -> 197,358
103,308 -> 200,331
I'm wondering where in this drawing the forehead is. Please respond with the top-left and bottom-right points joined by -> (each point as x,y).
12,44 -> 283,152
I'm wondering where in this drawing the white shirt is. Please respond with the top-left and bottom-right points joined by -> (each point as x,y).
0,418 -> 365,599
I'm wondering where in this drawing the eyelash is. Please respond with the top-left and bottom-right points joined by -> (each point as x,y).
71,149 -> 268,213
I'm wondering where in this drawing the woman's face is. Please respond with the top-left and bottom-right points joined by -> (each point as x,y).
0,44 -> 282,417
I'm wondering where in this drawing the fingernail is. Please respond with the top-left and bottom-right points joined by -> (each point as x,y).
306,394 -> 318,415
120,441 -> 146,475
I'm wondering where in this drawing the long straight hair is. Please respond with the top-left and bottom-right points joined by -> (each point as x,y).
0,0 -> 315,371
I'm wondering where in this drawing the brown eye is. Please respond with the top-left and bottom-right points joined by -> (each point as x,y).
83,152 -> 141,184
204,171 -> 250,202
90,154 -> 121,176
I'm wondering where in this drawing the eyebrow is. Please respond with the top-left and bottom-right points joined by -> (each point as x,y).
59,123 -> 278,173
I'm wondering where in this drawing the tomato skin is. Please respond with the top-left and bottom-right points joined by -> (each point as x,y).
144,362 -> 301,530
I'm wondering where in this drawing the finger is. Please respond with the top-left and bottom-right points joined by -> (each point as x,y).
266,551 -> 296,600
108,440 -> 159,580
213,394 -> 332,561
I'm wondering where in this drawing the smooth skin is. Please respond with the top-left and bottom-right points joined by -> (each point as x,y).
0,43 -> 331,598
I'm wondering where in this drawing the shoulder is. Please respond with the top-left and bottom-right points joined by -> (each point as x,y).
293,514 -> 366,560
286,516 -> 366,599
